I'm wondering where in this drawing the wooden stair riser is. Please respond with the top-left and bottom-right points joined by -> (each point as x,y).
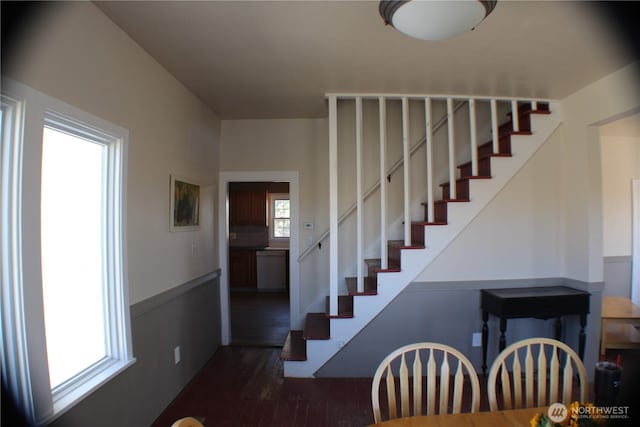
387,240 -> 403,270
345,276 -> 378,296
440,179 -> 470,200
459,156 -> 492,178
325,295 -> 354,318
302,313 -> 330,340
281,330 -> 307,361
434,201 -> 448,223
411,223 -> 425,246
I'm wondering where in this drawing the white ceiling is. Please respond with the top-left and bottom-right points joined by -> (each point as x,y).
94,1 -> 637,120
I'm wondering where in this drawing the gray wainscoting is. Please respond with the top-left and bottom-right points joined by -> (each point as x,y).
316,278 -> 603,381
604,256 -> 633,297
49,271 -> 221,427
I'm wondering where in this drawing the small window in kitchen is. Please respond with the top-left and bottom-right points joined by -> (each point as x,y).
269,193 -> 290,240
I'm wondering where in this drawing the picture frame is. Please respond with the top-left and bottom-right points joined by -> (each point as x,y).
170,175 -> 200,231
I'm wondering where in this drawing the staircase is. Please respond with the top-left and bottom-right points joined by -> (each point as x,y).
281,96 -> 562,377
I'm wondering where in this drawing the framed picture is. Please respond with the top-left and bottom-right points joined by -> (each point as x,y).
170,175 -> 200,231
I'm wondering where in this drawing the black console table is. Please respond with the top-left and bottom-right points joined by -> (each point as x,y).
481,286 -> 590,376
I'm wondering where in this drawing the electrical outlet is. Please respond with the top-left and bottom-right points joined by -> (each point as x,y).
472,333 -> 482,347
174,346 -> 181,364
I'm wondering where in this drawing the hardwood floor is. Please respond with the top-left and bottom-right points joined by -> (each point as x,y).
230,291 -> 290,347
150,347 -> 374,427
151,343 -> 639,426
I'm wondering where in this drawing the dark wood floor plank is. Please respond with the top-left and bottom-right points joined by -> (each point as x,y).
230,291 -> 290,346
150,347 -> 375,427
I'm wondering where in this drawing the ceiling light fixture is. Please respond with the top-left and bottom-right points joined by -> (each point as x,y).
379,0 -> 497,41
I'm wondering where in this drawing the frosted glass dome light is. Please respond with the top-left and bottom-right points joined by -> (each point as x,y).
379,0 -> 498,41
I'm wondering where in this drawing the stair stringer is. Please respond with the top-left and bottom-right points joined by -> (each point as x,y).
284,102 -> 563,378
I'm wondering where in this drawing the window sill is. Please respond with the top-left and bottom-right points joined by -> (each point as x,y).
41,357 -> 137,425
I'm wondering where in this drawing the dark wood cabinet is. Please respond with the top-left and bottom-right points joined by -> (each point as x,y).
229,248 -> 257,288
229,189 -> 266,227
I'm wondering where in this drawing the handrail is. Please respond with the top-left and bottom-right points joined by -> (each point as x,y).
297,99 -> 466,262
328,93 -> 552,103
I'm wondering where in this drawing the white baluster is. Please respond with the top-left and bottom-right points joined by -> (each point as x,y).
379,97 -> 388,269
511,99 -> 519,132
491,98 -> 499,154
402,97 -> 411,246
469,98 -> 478,177
356,97 -> 364,293
329,95 -> 338,316
447,98 -> 457,200
425,98 -> 434,223
531,100 -> 538,111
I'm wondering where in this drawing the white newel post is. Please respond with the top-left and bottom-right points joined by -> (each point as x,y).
491,98 -> 499,154
469,98 -> 478,177
379,97 -> 388,269
402,97 -> 411,246
446,97 -> 457,200
424,97 -> 434,223
355,97 -> 364,293
329,95 -> 338,316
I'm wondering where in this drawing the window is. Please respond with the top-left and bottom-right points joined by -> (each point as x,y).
1,81 -> 134,424
270,193 -> 290,239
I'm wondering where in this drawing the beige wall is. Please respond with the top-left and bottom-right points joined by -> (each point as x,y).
4,2 -> 221,303
561,62 -> 640,282
220,118 -> 327,241
600,132 -> 640,256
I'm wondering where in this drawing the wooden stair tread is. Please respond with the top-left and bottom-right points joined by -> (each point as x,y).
325,295 -> 354,318
387,240 -> 425,250
365,258 -> 401,273
280,330 -> 306,361
502,130 -> 532,136
434,198 -> 470,204
345,276 -> 377,295
303,313 -> 330,340
412,221 -> 447,226
439,176 -> 491,187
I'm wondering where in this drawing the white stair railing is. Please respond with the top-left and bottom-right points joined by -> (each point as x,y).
324,94 -> 548,319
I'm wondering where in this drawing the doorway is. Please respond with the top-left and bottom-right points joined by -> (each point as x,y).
228,181 -> 290,346
218,171 -> 300,346
599,112 -> 640,299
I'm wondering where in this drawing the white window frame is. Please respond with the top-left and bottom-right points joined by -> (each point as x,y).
1,79 -> 135,425
269,192 -> 290,244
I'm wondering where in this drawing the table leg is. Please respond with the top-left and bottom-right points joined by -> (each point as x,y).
554,317 -> 562,341
482,311 -> 489,376
499,317 -> 507,352
579,314 -> 587,360
600,319 -> 606,356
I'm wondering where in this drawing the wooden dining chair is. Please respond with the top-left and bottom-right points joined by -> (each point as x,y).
487,337 -> 588,411
170,417 -> 204,427
371,342 -> 480,423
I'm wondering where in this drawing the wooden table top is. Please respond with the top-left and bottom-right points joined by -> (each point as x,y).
369,407 -> 543,427
602,296 -> 640,320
